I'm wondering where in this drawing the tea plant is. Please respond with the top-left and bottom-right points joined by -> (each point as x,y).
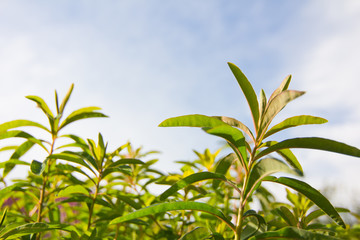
110,63 -> 360,239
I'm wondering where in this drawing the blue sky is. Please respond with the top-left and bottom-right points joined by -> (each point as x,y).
0,1 -> 359,206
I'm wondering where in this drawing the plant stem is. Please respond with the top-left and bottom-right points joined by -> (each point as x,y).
88,175 -> 101,230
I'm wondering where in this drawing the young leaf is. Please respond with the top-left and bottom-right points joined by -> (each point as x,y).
159,114 -> 226,128
264,115 -> 328,139
26,95 -> 54,119
228,62 -> 260,130
255,137 -> 360,160
110,201 -> 236,232
59,83 -> 74,114
268,75 -> 292,102
264,176 -> 346,228
258,89 -> 267,121
259,90 -> 305,138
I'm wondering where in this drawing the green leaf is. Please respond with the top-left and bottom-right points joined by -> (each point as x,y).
273,206 -> 298,226
159,114 -> 226,128
30,159 -> 47,175
264,115 -> 328,139
59,84 -> 74,114
304,207 -> 350,226
241,210 -> 266,240
268,75 -> 292,102
203,125 -> 247,168
212,116 -> 255,141
213,153 -> 236,189
228,62 -> 260,130
49,153 -> 96,175
116,195 -> 142,210
159,172 -> 234,201
264,176 -> 346,228
0,120 -> 49,133
259,90 -> 305,137
244,158 -> 300,200
56,164 -> 95,184
107,158 -> 144,168
0,209 -> 7,228
0,223 -> 55,239
260,141 -> 303,172
249,226 -> 340,240
57,185 -> 90,197
0,130 -> 47,152
59,107 -> 108,130
179,227 -> 212,240
11,140 -> 35,159
110,201 -> 236,232
255,137 -> 360,160
26,95 -> 54,119
0,223 -> 76,239
258,89 -> 267,121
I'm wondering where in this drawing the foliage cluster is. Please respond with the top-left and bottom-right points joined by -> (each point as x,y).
0,63 -> 359,239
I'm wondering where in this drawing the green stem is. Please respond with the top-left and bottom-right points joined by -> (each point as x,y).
88,175 -> 101,230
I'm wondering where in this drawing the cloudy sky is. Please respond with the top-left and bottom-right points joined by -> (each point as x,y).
0,1 -> 359,207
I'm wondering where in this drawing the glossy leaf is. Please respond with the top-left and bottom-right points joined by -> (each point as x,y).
243,158 -> 300,200
159,114 -> 226,128
110,201 -> 236,232
255,137 -> 360,160
264,115 -> 328,139
160,172 -> 236,201
264,176 -> 346,228
248,226 -> 339,240
259,90 -> 305,136
228,62 -> 260,130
